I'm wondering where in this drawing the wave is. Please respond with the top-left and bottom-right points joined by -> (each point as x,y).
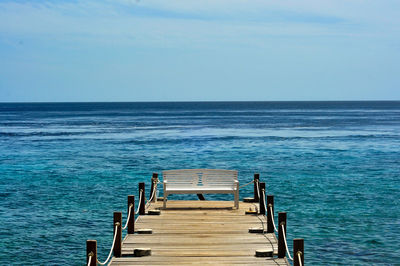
0,131 -> 90,137
1,128 -> 398,140
100,133 -> 399,145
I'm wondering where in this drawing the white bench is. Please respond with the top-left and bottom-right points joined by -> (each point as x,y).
162,169 -> 239,209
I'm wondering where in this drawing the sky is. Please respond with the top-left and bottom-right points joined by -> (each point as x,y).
0,0 -> 399,102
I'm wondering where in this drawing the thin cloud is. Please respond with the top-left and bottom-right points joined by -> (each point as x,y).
0,0 -> 383,49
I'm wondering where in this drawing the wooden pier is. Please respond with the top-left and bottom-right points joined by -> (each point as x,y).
86,173 -> 304,266
111,200 -> 289,265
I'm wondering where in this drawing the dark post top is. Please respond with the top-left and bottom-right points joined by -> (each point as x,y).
113,212 -> 122,257
259,182 -> 266,215
127,195 -> 135,234
293,239 -> 304,266
86,240 -> 97,266
139,182 -> 145,215
267,195 -> 274,233
278,212 -> 287,258
150,173 -> 158,202
253,173 -> 260,202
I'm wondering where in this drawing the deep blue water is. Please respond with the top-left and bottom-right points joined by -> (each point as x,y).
0,101 -> 399,265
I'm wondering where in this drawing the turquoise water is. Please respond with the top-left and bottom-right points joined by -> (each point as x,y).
0,101 -> 399,265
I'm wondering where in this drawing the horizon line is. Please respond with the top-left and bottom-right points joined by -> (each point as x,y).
1,100 -> 400,104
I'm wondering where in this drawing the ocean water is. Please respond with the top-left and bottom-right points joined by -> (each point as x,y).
0,101 -> 399,265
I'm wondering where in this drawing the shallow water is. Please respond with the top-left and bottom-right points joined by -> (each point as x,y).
0,101 -> 399,265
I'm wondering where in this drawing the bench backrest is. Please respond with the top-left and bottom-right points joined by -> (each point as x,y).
163,169 -> 238,189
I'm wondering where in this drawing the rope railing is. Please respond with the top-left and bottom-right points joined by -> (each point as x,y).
249,183 -> 275,251
261,189 -> 278,232
281,223 -> 293,261
132,180 -> 159,228
258,183 -> 299,262
298,251 -> 303,266
97,224 -> 119,265
86,174 -> 304,265
261,188 -> 270,215
255,179 -> 260,199
135,189 -> 143,215
122,204 -> 133,230
261,188 -> 267,210
239,179 -> 254,188
145,182 -> 157,209
268,205 -> 278,232
86,177 -> 163,265
87,253 -> 93,266
251,201 -> 275,253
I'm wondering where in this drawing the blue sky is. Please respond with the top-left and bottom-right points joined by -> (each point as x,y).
0,0 -> 399,102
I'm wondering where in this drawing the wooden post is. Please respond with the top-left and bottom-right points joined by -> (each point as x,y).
150,173 -> 158,202
253,173 -> 260,202
114,212 -> 122,257
259,182 -> 266,215
86,240 -> 97,266
278,212 -> 287,258
127,195 -> 135,234
267,195 -> 274,233
139,182 -> 145,215
293,239 -> 304,266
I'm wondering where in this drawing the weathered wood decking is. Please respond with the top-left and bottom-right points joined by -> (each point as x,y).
110,200 -> 289,265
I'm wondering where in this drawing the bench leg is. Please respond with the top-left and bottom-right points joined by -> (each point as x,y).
234,191 -> 239,209
234,181 -> 240,209
163,194 -> 167,209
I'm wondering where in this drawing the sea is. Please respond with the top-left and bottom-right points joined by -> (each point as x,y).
0,101 -> 399,265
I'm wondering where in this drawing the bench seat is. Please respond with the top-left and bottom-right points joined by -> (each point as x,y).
165,187 -> 237,192
162,169 -> 239,209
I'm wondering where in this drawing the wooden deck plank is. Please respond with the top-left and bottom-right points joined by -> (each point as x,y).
109,200 -> 288,265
